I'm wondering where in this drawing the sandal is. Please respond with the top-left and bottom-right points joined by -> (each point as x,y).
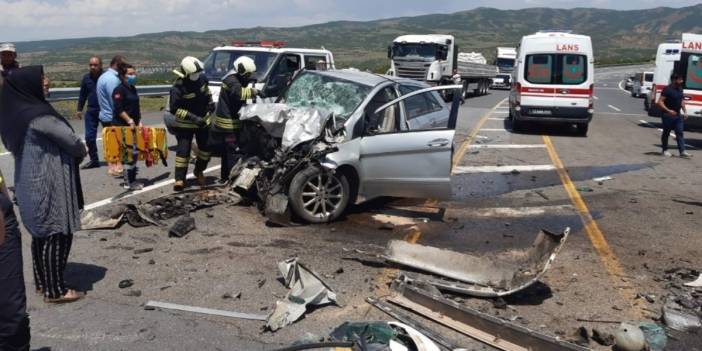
44,289 -> 84,304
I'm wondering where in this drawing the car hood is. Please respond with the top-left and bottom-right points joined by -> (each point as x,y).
239,103 -> 335,150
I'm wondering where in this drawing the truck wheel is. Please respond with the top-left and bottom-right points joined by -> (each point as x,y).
576,123 -> 589,137
512,118 -> 524,132
289,166 -> 350,224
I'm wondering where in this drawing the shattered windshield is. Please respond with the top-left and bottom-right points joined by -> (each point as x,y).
392,43 -> 439,61
283,71 -> 372,119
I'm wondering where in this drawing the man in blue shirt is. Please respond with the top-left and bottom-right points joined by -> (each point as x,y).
97,55 -> 126,175
76,56 -> 103,169
657,73 -> 691,158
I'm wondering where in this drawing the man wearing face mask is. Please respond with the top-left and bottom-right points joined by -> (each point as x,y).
168,56 -> 214,191
212,56 -> 261,182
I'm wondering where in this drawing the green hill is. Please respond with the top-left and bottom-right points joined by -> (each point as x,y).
14,4 -> 702,82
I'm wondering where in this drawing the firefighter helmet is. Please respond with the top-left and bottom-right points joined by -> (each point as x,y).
179,56 -> 204,78
233,56 -> 256,76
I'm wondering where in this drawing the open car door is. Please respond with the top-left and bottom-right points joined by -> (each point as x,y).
358,85 -> 461,200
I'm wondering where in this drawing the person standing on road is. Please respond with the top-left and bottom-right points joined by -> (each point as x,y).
212,56 -> 260,182
0,74 -> 31,351
0,66 -> 86,304
112,63 -> 143,190
451,69 -> 465,105
97,55 -> 126,176
168,56 -> 213,191
0,43 -> 20,77
657,73 -> 691,158
76,56 -> 104,169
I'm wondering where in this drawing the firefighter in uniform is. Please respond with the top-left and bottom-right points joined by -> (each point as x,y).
169,56 -> 214,191
212,56 -> 260,182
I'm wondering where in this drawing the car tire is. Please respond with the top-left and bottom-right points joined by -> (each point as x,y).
288,166 -> 350,224
576,123 -> 589,137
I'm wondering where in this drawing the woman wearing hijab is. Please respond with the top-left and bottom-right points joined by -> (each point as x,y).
111,63 -> 143,190
0,66 -> 86,304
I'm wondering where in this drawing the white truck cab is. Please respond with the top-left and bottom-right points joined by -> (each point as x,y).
492,47 -> 517,89
509,31 -> 594,136
387,34 -> 455,84
202,41 -> 335,102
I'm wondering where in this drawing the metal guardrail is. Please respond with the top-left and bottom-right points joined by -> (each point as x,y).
47,85 -> 171,102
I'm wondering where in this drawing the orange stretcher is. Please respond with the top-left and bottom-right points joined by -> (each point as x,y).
102,127 -> 169,166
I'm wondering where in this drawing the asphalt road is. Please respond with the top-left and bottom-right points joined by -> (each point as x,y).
7,65 -> 702,350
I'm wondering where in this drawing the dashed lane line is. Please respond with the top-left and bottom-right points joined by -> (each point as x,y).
543,136 -> 645,319
452,98 -> 508,168
607,104 -> 622,112
479,128 -> 511,132
83,165 -> 221,211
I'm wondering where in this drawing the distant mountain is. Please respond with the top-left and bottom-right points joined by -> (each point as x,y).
15,4 -> 702,81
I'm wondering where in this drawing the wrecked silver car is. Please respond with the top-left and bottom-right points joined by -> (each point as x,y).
234,70 -> 462,223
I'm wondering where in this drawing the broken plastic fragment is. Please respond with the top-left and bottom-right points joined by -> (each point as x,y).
266,258 -> 337,331
385,228 -> 570,297
684,273 -> 702,287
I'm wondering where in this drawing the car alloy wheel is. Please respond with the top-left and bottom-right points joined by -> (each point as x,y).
289,166 -> 350,223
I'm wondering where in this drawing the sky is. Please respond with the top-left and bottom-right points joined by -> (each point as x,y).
1,0 -> 701,42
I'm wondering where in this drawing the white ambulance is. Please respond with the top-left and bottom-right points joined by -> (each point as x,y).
509,31 -> 594,136
679,33 -> 702,124
646,34 -> 702,126
645,41 -> 681,114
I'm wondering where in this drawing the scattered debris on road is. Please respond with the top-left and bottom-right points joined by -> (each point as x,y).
385,228 -> 570,297
168,214 -> 196,238
685,273 -> 702,287
144,300 -> 267,321
593,176 -> 613,184
614,322 -> 646,351
329,320 -> 441,351
386,281 -> 590,350
118,279 -> 134,289
267,258 -> 338,331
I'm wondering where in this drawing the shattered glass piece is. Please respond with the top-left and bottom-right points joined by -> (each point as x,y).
267,258 -> 337,331
385,228 -> 571,297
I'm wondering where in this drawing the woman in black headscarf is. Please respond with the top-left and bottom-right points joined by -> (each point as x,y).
0,66 -> 86,303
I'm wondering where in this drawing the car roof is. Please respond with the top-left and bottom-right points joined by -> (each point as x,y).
212,46 -> 332,55
308,69 -> 428,87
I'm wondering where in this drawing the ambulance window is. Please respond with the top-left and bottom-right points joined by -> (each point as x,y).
562,55 -> 586,84
684,54 -> 702,90
644,73 -> 654,83
526,55 -> 552,84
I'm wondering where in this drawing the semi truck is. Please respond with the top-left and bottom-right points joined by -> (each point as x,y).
387,34 -> 497,98
492,47 -> 517,89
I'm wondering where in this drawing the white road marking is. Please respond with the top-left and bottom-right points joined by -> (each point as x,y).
446,204 -> 575,219
607,104 -> 622,112
469,144 -> 546,149
488,117 -> 507,120
83,165 -> 221,211
453,165 -> 556,174
593,95 -> 599,100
